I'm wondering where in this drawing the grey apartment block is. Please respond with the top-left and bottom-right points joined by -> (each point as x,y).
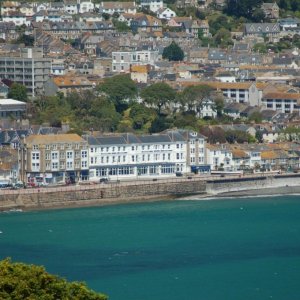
0,48 -> 51,98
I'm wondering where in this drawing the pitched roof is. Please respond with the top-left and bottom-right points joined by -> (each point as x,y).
263,92 -> 300,100
26,134 -> 85,145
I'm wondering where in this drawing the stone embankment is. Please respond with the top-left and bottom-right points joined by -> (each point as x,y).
206,173 -> 300,196
0,178 -> 206,211
1,174 -> 300,211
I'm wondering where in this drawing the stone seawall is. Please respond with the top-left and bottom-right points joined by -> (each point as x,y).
1,174 -> 300,211
206,174 -> 300,195
0,179 -> 207,211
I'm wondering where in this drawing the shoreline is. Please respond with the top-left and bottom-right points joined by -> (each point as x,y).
2,186 -> 300,213
1,174 -> 300,212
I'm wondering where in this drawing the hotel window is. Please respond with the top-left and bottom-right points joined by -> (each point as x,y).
32,153 -> 39,160
60,152 -> 65,159
67,161 -> 73,169
81,150 -> 87,158
45,152 -> 50,160
176,144 -> 179,149
132,155 -> 135,162
82,161 -> 87,168
176,153 -> 179,159
52,152 -> 58,160
75,162 -> 80,168
118,156 -> 121,163
52,144 -> 57,150
163,153 -> 165,160
168,153 -> 171,160
123,155 -> 126,162
33,145 -> 39,150
75,144 -> 79,149
91,148 -> 94,153
67,151 -> 73,159
60,162 -> 65,169
52,162 -> 58,169
91,157 -> 94,164
46,145 -> 50,150
46,163 -> 50,170
32,163 -> 40,170
106,157 -> 109,163
112,147 -> 115,151
60,144 -> 64,150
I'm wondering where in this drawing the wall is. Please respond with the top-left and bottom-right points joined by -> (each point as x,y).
0,179 -> 206,211
206,174 -> 300,195
1,174 -> 300,211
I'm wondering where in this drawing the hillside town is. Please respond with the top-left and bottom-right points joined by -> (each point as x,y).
0,0 -> 300,187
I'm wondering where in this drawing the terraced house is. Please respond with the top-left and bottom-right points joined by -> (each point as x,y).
22,134 -> 89,185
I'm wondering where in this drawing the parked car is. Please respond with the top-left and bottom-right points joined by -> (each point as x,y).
99,178 -> 109,184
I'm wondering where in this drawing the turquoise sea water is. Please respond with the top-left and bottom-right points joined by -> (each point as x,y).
1,196 -> 300,299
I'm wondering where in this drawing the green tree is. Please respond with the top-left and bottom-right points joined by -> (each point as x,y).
14,33 -> 34,46
0,258 -> 107,300
249,111 -> 263,123
278,0 -> 288,10
253,43 -> 267,53
213,97 -> 224,118
252,7 -> 266,22
8,82 -> 28,101
162,41 -> 184,61
128,103 -> 156,130
141,82 -> 176,115
213,28 -> 233,48
180,84 -> 214,115
225,0 -> 264,20
97,74 -> 137,112
291,0 -> 299,11
113,20 -> 130,32
209,15 -> 232,36
149,116 -> 171,133
102,12 -> 110,20
225,130 -> 255,143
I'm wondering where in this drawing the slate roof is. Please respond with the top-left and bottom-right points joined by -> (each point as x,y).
139,135 -> 171,143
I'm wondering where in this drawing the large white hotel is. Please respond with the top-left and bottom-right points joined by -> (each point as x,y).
87,129 -> 209,181
23,130 -> 209,185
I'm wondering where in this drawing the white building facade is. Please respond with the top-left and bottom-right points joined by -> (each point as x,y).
87,130 -> 207,181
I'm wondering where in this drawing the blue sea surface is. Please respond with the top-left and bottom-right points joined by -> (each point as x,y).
1,196 -> 300,300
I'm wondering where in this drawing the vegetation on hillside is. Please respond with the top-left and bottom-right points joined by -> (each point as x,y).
0,258 -> 108,300
25,74 -> 262,141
